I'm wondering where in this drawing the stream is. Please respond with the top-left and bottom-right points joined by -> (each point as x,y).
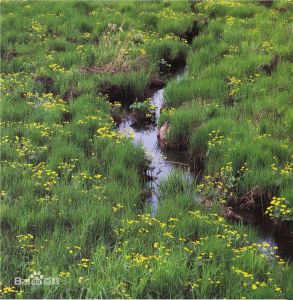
118,69 -> 292,261
119,69 -> 191,212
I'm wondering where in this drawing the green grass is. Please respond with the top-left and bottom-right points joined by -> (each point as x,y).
162,0 -> 293,221
1,0 -> 293,299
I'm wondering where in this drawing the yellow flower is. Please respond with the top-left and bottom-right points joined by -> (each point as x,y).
83,32 -> 91,39
59,272 -> 71,278
78,277 -> 84,284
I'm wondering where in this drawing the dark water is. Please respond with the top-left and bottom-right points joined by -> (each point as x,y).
237,210 -> 293,261
118,69 -> 292,261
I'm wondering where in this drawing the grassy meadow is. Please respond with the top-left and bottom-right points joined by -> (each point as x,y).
1,0 -> 293,299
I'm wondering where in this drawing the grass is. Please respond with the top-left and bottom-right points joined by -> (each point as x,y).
162,0 -> 293,221
1,0 -> 293,299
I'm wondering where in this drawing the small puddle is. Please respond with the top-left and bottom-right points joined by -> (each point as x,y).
118,69 -> 292,261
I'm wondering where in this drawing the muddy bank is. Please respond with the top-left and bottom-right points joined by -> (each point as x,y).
97,62 -> 184,107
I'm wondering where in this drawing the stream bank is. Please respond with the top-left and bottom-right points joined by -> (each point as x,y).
116,68 -> 292,261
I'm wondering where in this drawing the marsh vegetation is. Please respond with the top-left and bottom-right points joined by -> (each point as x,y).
1,0 -> 293,299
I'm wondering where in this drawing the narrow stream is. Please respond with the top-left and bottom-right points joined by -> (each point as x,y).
119,69 -> 191,211
118,69 -> 292,261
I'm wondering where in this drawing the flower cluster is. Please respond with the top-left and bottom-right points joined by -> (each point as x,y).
25,92 -> 69,112
32,162 -> 58,193
82,32 -> 91,39
260,41 -> 274,53
78,258 -> 93,268
65,245 -> 81,255
96,125 -> 131,144
200,0 -> 241,11
0,72 -> 33,95
72,171 -> 104,190
112,203 -> 124,212
0,285 -> 23,297
265,197 -> 292,221
227,76 -> 242,97
226,16 -> 236,25
157,7 -> 178,19
31,20 -> 44,33
207,130 -> 224,149
49,63 -> 67,73
271,160 -> 293,176
16,234 -> 35,252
